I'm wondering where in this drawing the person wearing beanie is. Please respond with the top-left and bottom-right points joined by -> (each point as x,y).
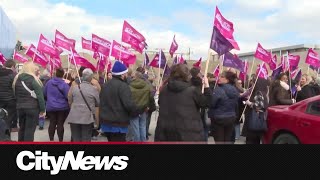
99,61 -> 138,142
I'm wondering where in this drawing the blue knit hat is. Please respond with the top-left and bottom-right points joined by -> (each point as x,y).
112,61 -> 128,75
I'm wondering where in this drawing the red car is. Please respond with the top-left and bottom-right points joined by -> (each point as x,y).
263,95 -> 320,144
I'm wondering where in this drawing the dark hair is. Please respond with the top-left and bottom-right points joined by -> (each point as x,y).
4,60 -> 16,68
221,71 -> 237,85
190,67 -> 201,78
169,64 -> 190,82
207,73 -> 214,78
78,66 -> 86,77
277,73 -> 287,81
55,68 -> 65,78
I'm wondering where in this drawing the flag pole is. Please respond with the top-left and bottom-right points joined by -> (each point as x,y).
202,50 -> 211,93
239,62 -> 264,123
70,48 -> 81,84
249,57 -> 255,79
157,49 -> 162,92
105,41 -> 113,83
287,51 -> 293,99
213,62 -> 220,90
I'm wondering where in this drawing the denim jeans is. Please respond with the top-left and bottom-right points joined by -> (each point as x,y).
235,124 -> 241,139
128,112 -> 147,142
38,117 -> 45,128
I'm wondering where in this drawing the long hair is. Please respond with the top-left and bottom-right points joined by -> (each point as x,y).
12,61 -> 43,90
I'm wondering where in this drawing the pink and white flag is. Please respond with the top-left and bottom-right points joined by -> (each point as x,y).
169,35 -> 178,58
214,6 -> 240,50
52,40 -> 64,56
37,34 -> 59,57
269,54 -> 277,70
51,57 -> 62,69
91,34 -> 111,56
213,64 -> 220,78
55,30 -> 76,51
82,37 -> 93,51
254,43 -> 272,63
111,40 -> 136,65
0,52 -> 7,65
256,63 -> 269,80
25,44 -> 49,68
70,49 -> 96,71
122,20 -> 147,53
288,54 -> 300,71
306,48 -> 320,67
13,50 -> 29,63
96,53 -> 107,73
179,55 -> 185,64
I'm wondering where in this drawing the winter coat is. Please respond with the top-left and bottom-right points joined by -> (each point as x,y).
14,73 -> 45,113
0,68 -> 15,101
296,84 -> 316,102
269,80 -> 293,106
130,78 -> 152,114
44,77 -> 70,112
208,83 -> 239,119
66,82 -> 99,125
99,76 -> 138,127
154,80 -> 212,142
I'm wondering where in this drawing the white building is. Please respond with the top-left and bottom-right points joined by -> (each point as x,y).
0,6 -> 16,58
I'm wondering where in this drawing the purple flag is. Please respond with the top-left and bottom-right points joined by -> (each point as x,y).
210,26 -> 233,56
173,55 -> 178,65
272,65 -> 283,80
223,52 -> 244,72
310,65 -> 319,72
291,85 -> 298,97
164,65 -> 171,78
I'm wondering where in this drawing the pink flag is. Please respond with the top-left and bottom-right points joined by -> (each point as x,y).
288,54 -> 300,71
37,34 -> 59,57
70,49 -> 96,71
281,55 -> 289,72
254,43 -> 272,63
0,52 -> 7,65
213,64 -> 220,78
179,55 -> 185,64
269,54 -> 277,70
256,63 -> 269,80
52,40 -> 64,55
193,58 -> 202,68
111,40 -> 136,65
91,34 -> 111,56
96,53 -> 107,73
55,30 -> 76,51
25,44 -> 49,68
169,35 -> 178,58
306,48 -> 320,67
13,50 -> 29,63
213,6 -> 240,50
107,61 -> 112,72
82,37 -> 93,51
122,20 -> 146,54
93,51 -> 100,59
52,57 -> 62,69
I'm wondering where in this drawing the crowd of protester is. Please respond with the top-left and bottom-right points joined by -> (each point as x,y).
0,59 -> 319,143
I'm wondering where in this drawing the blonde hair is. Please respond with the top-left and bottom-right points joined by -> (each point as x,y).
302,74 -> 312,85
13,61 -> 43,90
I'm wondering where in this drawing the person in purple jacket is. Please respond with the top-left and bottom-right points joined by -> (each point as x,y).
44,68 -> 70,142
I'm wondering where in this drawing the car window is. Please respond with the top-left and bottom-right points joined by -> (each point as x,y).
306,101 -> 320,116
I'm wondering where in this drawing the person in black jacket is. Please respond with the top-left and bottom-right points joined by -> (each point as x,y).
0,60 -> 17,135
99,61 -> 138,142
296,74 -> 316,102
154,64 -> 212,142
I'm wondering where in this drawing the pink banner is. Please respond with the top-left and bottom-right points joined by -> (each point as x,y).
37,34 -> 59,57
306,48 -> 320,67
13,51 -> 29,63
96,54 -> 106,73
52,57 -> 62,69
269,54 -> 277,70
52,40 -> 64,55
55,30 -> 76,51
256,63 -> 269,80
25,43 -> 49,68
254,43 -> 272,63
122,20 -> 146,54
70,49 -> 96,71
288,54 -> 300,70
111,40 -> 136,65
214,6 -> 240,50
0,52 -> 7,65
214,6 -> 234,41
82,37 -> 93,51
179,55 -> 185,64
169,35 -> 178,58
213,64 -> 220,78
91,34 -> 111,56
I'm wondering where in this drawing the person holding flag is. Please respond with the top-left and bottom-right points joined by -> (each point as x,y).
269,73 -> 296,106
296,74 -> 316,102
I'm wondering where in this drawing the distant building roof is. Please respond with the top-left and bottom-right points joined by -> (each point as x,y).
238,44 -> 320,57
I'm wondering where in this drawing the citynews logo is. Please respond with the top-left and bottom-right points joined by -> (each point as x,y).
16,151 -> 129,175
